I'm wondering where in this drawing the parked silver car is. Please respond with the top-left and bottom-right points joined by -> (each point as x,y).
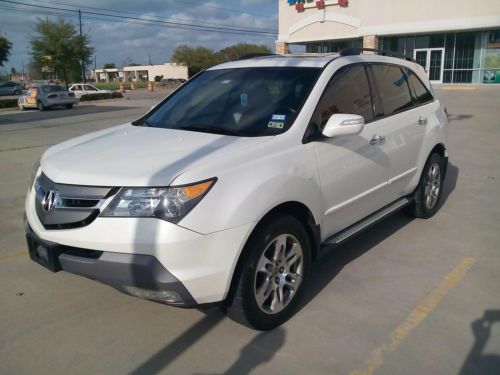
0,81 -> 24,96
18,85 -> 76,111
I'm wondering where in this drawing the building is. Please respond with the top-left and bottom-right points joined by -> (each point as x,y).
277,0 -> 500,84
93,63 -> 188,83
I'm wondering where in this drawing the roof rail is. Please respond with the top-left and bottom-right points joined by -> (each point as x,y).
340,47 -> 416,62
236,53 -> 278,60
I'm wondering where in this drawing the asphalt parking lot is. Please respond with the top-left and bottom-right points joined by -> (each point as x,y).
0,86 -> 498,374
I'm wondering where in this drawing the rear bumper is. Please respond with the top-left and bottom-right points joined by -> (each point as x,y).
25,219 -> 197,306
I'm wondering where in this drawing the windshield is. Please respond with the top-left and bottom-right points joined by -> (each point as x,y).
139,67 -> 321,137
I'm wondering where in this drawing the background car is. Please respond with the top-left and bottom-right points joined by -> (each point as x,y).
69,84 -> 112,99
18,84 -> 76,111
0,81 -> 24,96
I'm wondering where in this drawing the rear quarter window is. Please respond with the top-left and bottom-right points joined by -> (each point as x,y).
403,69 -> 434,105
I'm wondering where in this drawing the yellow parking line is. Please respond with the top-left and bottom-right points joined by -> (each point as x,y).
350,257 -> 476,375
0,251 -> 26,262
440,86 -> 477,91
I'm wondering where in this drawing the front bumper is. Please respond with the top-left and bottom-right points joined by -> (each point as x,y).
25,187 -> 254,305
25,220 -> 196,306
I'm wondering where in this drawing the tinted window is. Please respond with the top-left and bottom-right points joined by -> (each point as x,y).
370,65 -> 414,116
42,85 -> 65,93
310,65 -> 373,130
141,67 -> 321,137
403,69 -> 434,105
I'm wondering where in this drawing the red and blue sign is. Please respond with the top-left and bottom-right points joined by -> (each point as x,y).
288,0 -> 349,12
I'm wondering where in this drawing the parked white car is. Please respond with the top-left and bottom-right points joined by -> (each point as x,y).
69,84 -> 112,99
25,50 -> 448,330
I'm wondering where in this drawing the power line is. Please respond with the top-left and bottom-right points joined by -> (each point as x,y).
33,0 -> 276,31
0,4 -> 277,38
167,0 -> 273,18
0,0 -> 278,36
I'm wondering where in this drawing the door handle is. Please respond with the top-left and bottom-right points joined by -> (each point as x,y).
418,116 -> 428,125
370,135 -> 385,145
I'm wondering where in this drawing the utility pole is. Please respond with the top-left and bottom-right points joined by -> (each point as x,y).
78,10 -> 86,83
21,59 -> 25,82
148,54 -> 151,65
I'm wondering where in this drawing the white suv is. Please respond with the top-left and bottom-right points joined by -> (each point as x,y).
25,50 -> 448,330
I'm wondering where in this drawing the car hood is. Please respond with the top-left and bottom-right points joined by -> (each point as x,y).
41,124 -> 272,186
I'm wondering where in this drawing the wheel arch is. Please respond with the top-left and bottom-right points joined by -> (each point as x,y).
430,143 -> 448,178
224,200 -> 320,304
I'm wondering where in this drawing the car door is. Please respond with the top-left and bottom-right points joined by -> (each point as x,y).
366,64 -> 427,200
311,64 -> 396,238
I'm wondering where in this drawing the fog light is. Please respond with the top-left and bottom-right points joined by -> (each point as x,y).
122,286 -> 183,304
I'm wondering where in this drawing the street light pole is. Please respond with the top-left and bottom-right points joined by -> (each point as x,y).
78,10 -> 86,83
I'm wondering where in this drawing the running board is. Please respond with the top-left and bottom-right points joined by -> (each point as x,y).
322,197 -> 410,246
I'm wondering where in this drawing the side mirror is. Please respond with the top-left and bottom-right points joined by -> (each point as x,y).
322,114 -> 365,138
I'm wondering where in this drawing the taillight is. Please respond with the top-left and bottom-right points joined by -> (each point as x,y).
47,94 -> 57,98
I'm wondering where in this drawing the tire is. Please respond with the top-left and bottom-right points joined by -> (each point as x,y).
406,153 -> 445,218
66,104 -> 73,109
37,101 -> 45,111
14,90 -> 21,95
225,214 -> 311,330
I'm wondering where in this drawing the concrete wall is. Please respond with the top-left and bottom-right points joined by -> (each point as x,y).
278,0 -> 500,45
123,63 -> 188,81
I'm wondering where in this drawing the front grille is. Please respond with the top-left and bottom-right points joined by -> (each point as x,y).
34,173 -> 117,230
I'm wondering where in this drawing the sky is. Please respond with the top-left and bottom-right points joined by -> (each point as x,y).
0,0 -> 278,73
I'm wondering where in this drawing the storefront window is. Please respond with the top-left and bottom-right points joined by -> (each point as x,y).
482,29 -> 500,84
305,38 -> 362,53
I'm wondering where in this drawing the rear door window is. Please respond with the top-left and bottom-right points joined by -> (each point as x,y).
369,64 -> 414,117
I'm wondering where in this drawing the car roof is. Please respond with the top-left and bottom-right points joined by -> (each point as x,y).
210,53 -> 341,70
209,52 -> 422,71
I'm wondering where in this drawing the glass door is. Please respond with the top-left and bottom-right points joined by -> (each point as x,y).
414,48 -> 445,84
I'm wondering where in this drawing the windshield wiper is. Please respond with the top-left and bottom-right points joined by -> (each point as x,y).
176,125 -> 239,136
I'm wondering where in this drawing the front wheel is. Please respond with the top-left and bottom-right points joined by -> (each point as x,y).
66,104 -> 73,109
226,215 -> 311,330
406,153 -> 445,218
37,101 -> 45,111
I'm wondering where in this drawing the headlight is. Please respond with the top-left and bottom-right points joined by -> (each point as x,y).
101,178 -> 216,223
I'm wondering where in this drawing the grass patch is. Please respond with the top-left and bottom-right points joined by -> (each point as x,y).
93,82 -> 148,90
0,99 -> 18,109
80,92 -> 124,101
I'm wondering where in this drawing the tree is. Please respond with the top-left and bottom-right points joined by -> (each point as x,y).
172,45 -> 220,76
217,43 -> 272,62
30,18 -> 93,88
0,35 -> 12,67
172,43 -> 273,77
103,63 -> 116,69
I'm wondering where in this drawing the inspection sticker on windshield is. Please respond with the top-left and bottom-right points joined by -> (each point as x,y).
268,114 -> 286,129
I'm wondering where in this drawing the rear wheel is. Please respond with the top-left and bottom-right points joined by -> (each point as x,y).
37,101 -> 45,111
406,153 -> 445,218
66,104 -> 73,109
14,89 -> 21,95
226,215 -> 311,330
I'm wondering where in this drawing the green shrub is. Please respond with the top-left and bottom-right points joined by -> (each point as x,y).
93,82 -> 148,90
80,92 -> 123,101
0,99 -> 18,108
